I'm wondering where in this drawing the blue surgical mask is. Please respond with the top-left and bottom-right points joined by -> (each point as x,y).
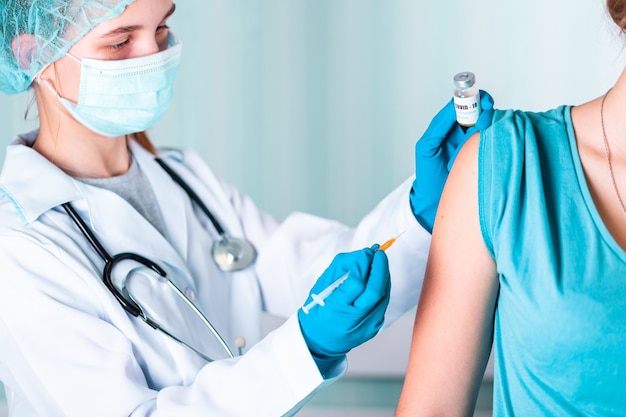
41,36 -> 182,137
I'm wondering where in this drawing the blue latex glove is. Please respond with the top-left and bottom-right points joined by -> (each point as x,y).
298,247 -> 391,366
410,90 -> 495,233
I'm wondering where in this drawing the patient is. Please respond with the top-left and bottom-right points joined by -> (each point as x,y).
395,1 -> 626,415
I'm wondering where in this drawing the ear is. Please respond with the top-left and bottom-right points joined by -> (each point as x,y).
11,34 -> 38,70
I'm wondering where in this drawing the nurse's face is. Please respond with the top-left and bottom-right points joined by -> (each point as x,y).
38,0 -> 176,104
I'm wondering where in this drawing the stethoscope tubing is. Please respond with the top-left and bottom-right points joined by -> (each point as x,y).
155,158 -> 256,272
61,201 -> 235,361
155,158 -> 226,235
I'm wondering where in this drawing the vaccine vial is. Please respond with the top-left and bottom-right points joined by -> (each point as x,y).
453,72 -> 481,127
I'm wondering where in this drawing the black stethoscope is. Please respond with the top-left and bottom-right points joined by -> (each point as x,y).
61,158 -> 256,362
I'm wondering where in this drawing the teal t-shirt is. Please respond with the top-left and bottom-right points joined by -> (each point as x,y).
479,106 -> 626,416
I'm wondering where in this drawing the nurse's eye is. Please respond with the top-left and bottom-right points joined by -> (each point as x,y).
109,38 -> 131,51
156,24 -> 170,33
156,24 -> 171,50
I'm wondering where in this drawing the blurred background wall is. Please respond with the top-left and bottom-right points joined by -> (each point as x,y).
0,0 -> 624,415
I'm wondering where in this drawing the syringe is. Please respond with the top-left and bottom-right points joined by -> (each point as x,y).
301,271 -> 350,314
301,232 -> 404,314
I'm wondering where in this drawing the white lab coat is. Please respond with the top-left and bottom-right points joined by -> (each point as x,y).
0,132 -> 430,417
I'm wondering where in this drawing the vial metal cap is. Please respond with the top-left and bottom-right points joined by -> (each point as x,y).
454,72 -> 476,89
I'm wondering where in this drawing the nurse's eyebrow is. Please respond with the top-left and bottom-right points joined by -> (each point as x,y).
101,25 -> 141,38
100,3 -> 177,39
164,4 -> 177,21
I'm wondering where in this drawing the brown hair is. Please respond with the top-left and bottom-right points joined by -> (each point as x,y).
132,131 -> 158,155
608,0 -> 626,30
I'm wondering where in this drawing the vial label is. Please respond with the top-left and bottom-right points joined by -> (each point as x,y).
454,95 -> 481,127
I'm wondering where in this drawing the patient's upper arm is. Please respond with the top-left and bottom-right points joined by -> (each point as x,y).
396,132 -> 499,417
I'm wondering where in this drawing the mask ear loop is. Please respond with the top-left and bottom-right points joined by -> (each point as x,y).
33,61 -> 66,160
35,52 -> 80,102
50,62 -> 64,156
32,70 -> 55,132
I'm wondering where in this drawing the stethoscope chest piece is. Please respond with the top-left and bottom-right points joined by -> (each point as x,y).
155,157 -> 257,272
212,236 -> 257,272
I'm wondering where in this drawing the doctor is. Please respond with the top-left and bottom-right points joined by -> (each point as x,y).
0,0 -> 493,416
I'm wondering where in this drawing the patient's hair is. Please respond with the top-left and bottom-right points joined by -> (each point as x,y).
608,0 -> 626,30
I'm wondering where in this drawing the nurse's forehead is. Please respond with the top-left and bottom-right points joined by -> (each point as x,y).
90,2 -> 176,38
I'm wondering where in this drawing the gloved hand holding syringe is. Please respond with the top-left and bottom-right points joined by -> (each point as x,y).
301,232 -> 404,314
297,232 -> 403,370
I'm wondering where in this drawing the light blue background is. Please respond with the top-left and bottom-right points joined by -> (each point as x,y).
0,0 -> 624,415
1,0 -> 623,225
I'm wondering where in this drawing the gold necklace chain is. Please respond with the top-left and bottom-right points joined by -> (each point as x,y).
600,90 -> 626,217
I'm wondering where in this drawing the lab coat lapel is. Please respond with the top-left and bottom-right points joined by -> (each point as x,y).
157,151 -> 265,346
130,142 -> 264,348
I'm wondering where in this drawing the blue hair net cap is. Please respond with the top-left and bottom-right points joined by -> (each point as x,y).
0,0 -> 136,95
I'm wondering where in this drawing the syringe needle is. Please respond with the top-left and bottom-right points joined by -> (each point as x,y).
378,230 -> 406,252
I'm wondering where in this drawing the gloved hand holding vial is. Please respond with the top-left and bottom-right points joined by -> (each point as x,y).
410,81 -> 495,233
